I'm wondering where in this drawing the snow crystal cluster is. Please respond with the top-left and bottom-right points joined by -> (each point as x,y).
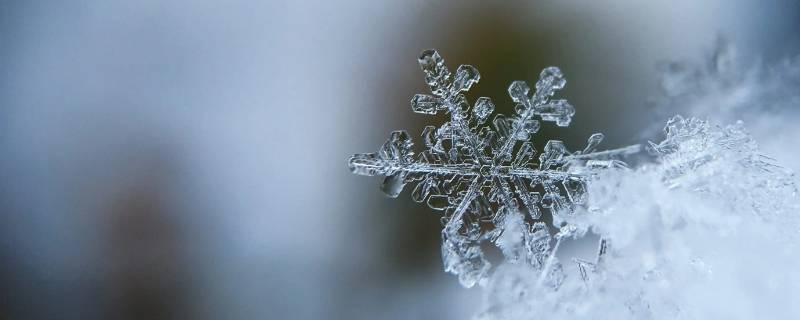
349,48 -> 800,319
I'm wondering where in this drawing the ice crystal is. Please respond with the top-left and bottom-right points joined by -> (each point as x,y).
348,50 -> 639,288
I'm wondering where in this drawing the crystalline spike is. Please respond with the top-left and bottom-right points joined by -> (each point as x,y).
512,142 -> 535,168
411,176 -> 436,202
512,121 -> 530,141
348,153 -> 386,176
478,126 -> 496,150
473,97 -> 495,123
451,94 -> 470,115
453,65 -> 481,92
508,81 -> 531,103
493,176 -> 518,213
582,133 -> 605,154
421,126 -> 437,149
533,66 -> 566,102
513,176 -> 541,219
418,49 -> 451,96
438,123 -> 457,142
521,118 -> 540,136
539,140 -> 568,170
348,131 -> 414,176
379,130 -> 414,163
411,94 -> 444,115
536,99 -> 575,127
573,258 -> 596,283
348,50 -> 639,289
492,114 -> 513,141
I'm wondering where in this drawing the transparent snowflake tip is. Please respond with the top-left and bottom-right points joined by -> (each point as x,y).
508,81 -> 531,103
454,65 -> 481,92
538,99 -> 575,127
418,49 -> 451,95
534,66 -> 567,100
583,133 -> 605,154
473,97 -> 495,122
348,130 -> 413,178
411,94 -> 443,114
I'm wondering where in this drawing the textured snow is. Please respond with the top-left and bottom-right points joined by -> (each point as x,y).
478,116 -> 800,319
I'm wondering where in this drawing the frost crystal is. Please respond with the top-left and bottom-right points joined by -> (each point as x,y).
348,50 -> 639,288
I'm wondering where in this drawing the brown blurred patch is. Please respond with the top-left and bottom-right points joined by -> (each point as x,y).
100,164 -> 189,320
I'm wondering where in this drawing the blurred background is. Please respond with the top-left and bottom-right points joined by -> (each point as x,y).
0,1 -> 798,319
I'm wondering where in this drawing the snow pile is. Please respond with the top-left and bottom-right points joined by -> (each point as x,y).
478,116 -> 800,319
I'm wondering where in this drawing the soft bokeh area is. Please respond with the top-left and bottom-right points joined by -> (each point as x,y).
1,1 -> 798,319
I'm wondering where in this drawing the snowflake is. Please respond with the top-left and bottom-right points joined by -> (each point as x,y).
348,50 -> 639,288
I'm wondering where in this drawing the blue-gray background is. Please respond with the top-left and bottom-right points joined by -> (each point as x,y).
1,1 -> 798,319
